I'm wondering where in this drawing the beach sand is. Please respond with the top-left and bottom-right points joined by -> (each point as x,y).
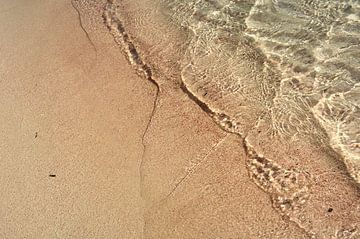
0,0 -> 148,237
0,0 -> 359,238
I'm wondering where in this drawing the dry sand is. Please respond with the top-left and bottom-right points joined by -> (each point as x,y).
1,0 -> 148,237
0,0 -> 359,238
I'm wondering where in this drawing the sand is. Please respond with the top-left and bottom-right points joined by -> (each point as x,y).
0,0 -> 359,238
0,0 -> 148,237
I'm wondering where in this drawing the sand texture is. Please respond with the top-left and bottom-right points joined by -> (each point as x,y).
0,0 -> 359,238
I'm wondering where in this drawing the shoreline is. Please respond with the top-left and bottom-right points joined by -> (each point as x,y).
0,0 -> 359,238
99,0 -> 360,237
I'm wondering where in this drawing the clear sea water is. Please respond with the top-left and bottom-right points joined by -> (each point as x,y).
160,0 -> 360,183
102,0 -> 360,236
104,0 -> 360,187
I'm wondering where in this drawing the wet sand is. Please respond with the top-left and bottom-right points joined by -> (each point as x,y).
0,0 -> 359,238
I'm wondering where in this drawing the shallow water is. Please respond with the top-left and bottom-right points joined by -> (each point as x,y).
101,0 -> 360,236
103,0 -> 360,193
157,0 -> 360,183
245,0 -> 360,182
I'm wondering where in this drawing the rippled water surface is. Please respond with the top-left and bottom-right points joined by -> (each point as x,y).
102,0 -> 360,236
157,0 -> 360,183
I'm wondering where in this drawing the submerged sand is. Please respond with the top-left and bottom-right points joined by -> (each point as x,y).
0,0 -> 359,238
